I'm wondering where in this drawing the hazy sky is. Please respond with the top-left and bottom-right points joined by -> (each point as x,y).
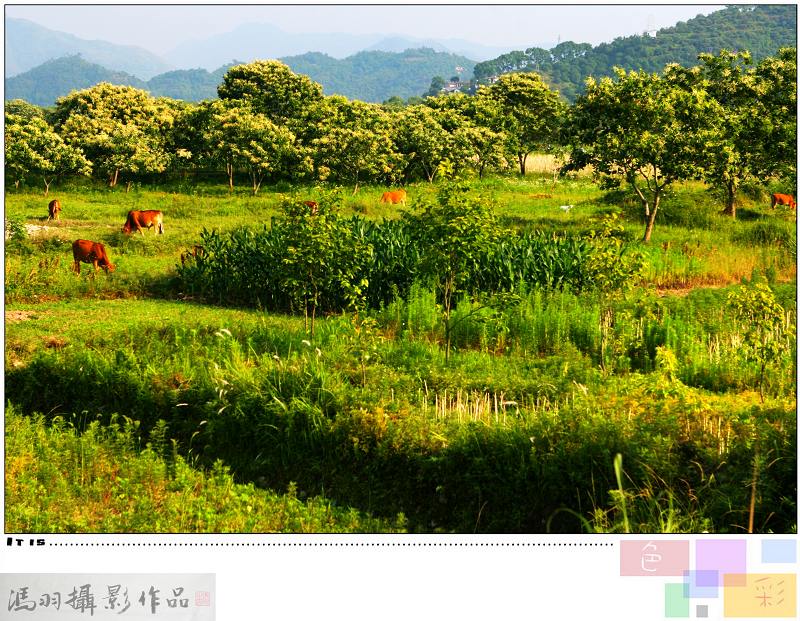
5,3 -> 724,55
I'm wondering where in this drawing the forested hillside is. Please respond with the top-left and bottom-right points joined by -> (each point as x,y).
5,47 -> 473,106
4,56 -> 147,106
282,48 -> 475,101
144,65 -> 234,102
473,5 -> 797,100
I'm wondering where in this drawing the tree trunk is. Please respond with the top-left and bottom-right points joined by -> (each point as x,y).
721,180 -> 737,218
642,193 -> 660,242
126,180 -> 133,193
227,163 -> 234,193
109,169 -> 119,188
518,153 -> 528,176
43,178 -> 50,196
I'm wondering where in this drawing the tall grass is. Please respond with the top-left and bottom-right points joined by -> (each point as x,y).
5,290 -> 796,532
5,406 -> 405,533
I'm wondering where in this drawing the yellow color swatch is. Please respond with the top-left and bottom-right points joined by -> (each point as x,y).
724,573 -> 796,618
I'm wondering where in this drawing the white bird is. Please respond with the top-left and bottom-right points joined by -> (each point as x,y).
559,204 -> 574,212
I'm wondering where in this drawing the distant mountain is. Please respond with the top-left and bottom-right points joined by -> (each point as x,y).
5,56 -> 146,106
164,22 -> 518,69
5,48 -> 476,106
5,18 -> 172,80
282,48 -> 476,101
165,22 -> 380,68
364,36 -> 533,62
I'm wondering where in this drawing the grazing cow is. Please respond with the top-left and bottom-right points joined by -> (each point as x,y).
122,210 -> 164,235
771,193 -> 796,210
47,199 -> 62,221
380,189 -> 407,205
72,239 -> 115,274
303,200 -> 319,215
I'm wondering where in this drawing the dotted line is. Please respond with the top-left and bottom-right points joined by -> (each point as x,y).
47,542 -> 614,547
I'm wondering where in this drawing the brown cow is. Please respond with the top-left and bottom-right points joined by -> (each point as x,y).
72,239 -> 115,274
122,210 -> 164,235
380,189 -> 407,205
771,193 -> 796,210
47,199 -> 62,221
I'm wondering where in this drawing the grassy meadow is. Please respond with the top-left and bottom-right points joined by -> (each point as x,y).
4,170 -> 797,533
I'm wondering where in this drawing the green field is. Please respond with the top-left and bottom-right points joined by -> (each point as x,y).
4,173 -> 797,533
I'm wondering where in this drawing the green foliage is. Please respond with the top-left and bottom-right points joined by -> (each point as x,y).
4,99 -> 45,120
217,59 -> 324,123
585,213 -> 646,293
4,112 -> 91,192
308,97 -> 399,187
205,101 -> 312,194
280,193 -> 373,335
5,406 -> 405,533
283,48 -> 475,103
478,72 -> 565,174
52,82 -> 177,187
665,48 -> 797,218
566,68 -> 718,241
727,281 -> 796,402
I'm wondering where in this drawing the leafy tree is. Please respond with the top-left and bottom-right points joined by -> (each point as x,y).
280,192 -> 372,337
425,76 -> 445,97
452,123 -> 507,179
666,49 -> 796,217
5,112 -> 91,193
424,93 -> 507,178
217,60 -> 323,124
479,72 -> 565,175
392,105 -> 451,182
169,101 -> 215,173
405,179 -> 502,361
753,48 -> 797,185
309,96 -> 399,190
382,95 -> 406,110
4,99 -> 45,121
565,68 -> 716,241
52,82 -> 176,189
204,101 -> 311,194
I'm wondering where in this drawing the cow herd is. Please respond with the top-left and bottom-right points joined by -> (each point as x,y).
52,188 -> 410,277
53,188 -> 793,276
50,201 -> 165,275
